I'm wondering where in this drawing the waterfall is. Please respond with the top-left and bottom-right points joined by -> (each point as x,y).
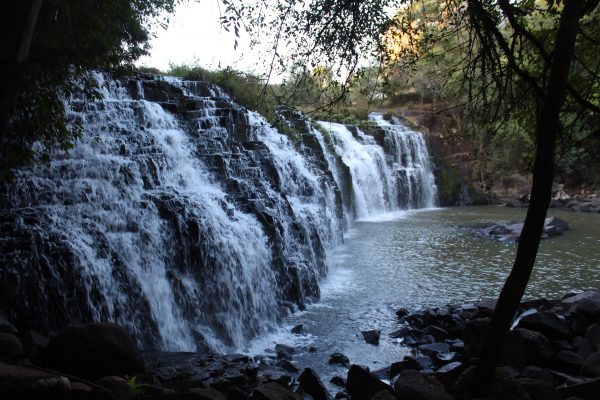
0,72 -> 436,352
317,114 -> 437,218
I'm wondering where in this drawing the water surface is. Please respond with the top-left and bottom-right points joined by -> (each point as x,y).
248,205 -> 600,385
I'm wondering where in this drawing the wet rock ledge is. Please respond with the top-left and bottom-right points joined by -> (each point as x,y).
2,290 -> 600,399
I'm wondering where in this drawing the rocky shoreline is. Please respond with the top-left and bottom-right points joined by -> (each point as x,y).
2,289 -> 600,399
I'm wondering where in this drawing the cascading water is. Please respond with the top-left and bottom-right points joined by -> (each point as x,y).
316,114 -> 437,218
0,72 -> 436,352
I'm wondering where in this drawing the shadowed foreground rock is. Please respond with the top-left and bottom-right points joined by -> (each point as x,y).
47,322 -> 145,380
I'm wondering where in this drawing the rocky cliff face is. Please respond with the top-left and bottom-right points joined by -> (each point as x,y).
0,72 -> 437,352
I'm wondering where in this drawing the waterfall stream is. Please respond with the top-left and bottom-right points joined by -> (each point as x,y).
0,72 -> 437,352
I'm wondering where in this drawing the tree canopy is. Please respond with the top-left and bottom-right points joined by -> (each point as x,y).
0,0 -> 178,179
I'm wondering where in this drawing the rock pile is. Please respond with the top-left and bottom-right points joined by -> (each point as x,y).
375,289 -> 600,399
485,216 -> 570,242
3,290 -> 600,399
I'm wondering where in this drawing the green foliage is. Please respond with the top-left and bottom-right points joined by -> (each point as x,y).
125,376 -> 143,395
1,0 -> 178,179
167,63 -> 279,117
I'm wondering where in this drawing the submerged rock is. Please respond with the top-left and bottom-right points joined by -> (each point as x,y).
361,329 -> 381,345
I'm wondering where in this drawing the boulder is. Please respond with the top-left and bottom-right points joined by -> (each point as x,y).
329,353 -> 350,365
462,318 -> 490,358
555,350 -> 584,375
419,342 -> 450,356
275,360 -> 299,373
189,387 -> 228,400
371,389 -> 396,400
393,370 -> 454,400
299,368 -> 329,400
389,327 -> 410,339
500,328 -> 555,369
330,376 -> 346,387
47,322 -> 145,380
253,382 -> 302,400
516,311 -> 572,339
543,217 -> 570,235
290,324 -> 303,334
519,366 -> 555,385
346,365 -> 393,400
275,344 -> 295,360
562,291 -> 600,308
557,377 -> 600,400
95,376 -> 134,400
518,378 -> 560,400
570,298 -> 600,320
423,326 -> 449,342
396,308 -> 410,319
0,333 -> 23,360
361,329 -> 381,345
0,317 -> 17,335
581,351 -> 600,377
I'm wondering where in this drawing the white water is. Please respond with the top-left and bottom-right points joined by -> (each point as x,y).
1,73 -> 438,352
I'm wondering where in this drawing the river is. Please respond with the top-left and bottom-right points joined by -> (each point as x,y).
246,205 -> 600,386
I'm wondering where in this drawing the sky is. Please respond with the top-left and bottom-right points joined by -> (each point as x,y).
137,1 -> 258,73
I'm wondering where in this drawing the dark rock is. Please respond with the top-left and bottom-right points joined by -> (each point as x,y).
20,330 -> 48,365
330,376 -> 346,388
371,389 -> 396,400
562,291 -> 600,308
275,360 -> 298,373
414,356 -> 435,371
138,383 -> 176,395
70,381 -> 94,397
446,339 -> 465,352
544,216 -> 570,235
0,317 -> 17,335
435,352 -> 459,363
423,326 -> 449,342
581,351 -> 600,377
0,333 -> 23,360
393,370 -> 454,400
462,317 -> 490,358
396,308 -> 410,319
583,324 -> 600,352
576,336 -> 596,359
389,327 -> 410,339
558,376 -> 600,400
518,378 -> 560,400
291,324 -> 303,334
555,350 -> 584,375
95,376 -> 134,400
298,368 -> 329,400
190,387 -> 229,400
0,361 -> 71,398
346,365 -> 393,400
334,392 -> 348,399
275,344 -> 295,360
570,298 -> 600,320
433,362 -> 467,391
500,328 -> 555,369
329,353 -> 350,365
516,311 -> 572,339
506,199 -> 527,208
371,366 -> 391,380
519,366 -> 555,385
253,382 -> 302,400
361,329 -> 381,345
47,322 -> 145,380
568,313 -> 592,336
419,342 -> 450,356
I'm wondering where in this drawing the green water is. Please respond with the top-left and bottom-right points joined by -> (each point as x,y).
250,206 -> 600,384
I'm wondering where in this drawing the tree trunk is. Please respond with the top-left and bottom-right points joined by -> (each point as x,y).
470,0 -> 585,395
